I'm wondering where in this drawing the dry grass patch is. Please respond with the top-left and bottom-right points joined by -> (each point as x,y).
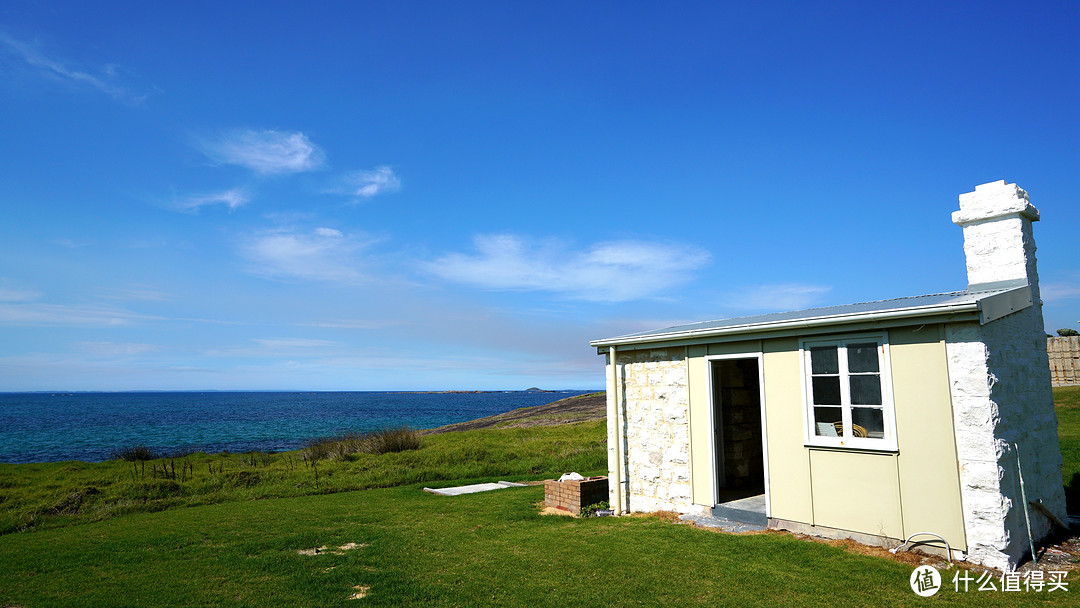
304,427 -> 422,461
638,510 -> 682,523
347,585 -> 370,599
298,542 -> 367,556
538,506 -> 578,517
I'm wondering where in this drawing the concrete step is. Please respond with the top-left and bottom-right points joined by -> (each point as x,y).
711,494 -> 767,527
679,512 -> 766,533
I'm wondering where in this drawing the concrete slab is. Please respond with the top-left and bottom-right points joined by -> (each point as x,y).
721,493 -> 766,512
679,512 -> 766,533
710,493 -> 767,527
423,481 -> 528,496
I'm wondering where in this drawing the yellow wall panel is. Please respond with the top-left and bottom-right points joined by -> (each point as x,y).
687,345 -> 712,506
707,340 -> 762,356
682,325 -> 965,549
890,325 -> 967,551
762,338 -> 813,522
809,449 -> 904,538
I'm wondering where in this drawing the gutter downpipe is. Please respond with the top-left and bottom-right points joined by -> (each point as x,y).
1015,443 -> 1037,565
609,346 -> 625,515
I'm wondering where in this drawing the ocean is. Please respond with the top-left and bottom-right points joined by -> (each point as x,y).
0,390 -> 595,464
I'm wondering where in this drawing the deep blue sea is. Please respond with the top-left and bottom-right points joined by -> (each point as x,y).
0,390 -> 594,464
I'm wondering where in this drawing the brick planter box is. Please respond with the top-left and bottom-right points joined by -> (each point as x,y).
544,476 -> 609,514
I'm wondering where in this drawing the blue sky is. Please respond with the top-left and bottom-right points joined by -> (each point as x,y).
1,1 -> 1077,391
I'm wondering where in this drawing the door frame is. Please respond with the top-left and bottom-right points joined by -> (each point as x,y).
705,353 -> 770,516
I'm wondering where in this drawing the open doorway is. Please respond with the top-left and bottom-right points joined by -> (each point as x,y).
711,358 -> 765,507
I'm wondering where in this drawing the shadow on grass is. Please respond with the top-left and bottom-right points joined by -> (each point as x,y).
1066,472 -> 1080,515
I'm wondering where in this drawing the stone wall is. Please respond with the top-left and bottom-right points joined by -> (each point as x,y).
614,348 -> 693,513
946,180 -> 1067,571
944,322 -> 1006,566
945,311 -> 1066,570
986,304 -> 1065,542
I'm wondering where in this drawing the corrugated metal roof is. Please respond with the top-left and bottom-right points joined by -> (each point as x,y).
590,286 -> 1024,347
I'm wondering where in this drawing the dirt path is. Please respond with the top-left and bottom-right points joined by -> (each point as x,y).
425,392 -> 606,434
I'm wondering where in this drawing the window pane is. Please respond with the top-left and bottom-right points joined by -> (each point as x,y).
812,376 -> 841,405
814,407 -> 842,436
852,407 -> 885,439
847,343 -> 879,373
810,346 -> 838,374
849,375 -> 882,405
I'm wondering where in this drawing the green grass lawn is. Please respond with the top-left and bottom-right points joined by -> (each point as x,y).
1056,385 -> 1080,512
0,389 -> 1077,607
2,484 -> 1072,608
0,421 -> 607,535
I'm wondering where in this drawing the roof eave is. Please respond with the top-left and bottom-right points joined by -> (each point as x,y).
589,301 -> 983,349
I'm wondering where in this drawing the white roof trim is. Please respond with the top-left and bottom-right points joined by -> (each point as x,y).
590,286 -> 1031,348
978,285 -> 1033,324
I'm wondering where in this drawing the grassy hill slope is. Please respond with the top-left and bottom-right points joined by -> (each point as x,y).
0,388 -> 1077,607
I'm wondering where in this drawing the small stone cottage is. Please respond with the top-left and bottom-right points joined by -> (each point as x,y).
590,180 -> 1067,571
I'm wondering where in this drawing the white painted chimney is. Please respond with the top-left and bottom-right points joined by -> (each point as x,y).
952,180 -> 1041,295
944,179 -> 1066,571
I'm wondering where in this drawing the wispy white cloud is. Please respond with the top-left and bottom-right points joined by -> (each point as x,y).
77,342 -> 162,356
0,302 -> 151,326
0,33 -> 146,104
98,286 -> 173,302
1042,280 -> 1080,303
175,187 -> 250,212
324,166 -> 402,200
0,282 -> 199,327
423,235 -> 711,302
239,227 -> 374,284
0,280 -> 42,302
205,337 -> 344,359
123,236 -> 170,249
306,319 -> 408,330
253,338 -> 340,349
347,166 -> 401,198
721,283 -> 833,312
197,129 -> 324,175
52,238 -> 91,249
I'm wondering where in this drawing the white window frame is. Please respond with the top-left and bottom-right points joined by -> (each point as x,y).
799,332 -> 898,451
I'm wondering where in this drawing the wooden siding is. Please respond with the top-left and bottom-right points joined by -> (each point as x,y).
1049,336 -> 1080,387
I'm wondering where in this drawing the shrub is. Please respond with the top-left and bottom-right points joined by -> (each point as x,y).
303,434 -> 362,462
302,439 -> 331,462
163,447 -> 196,459
303,426 -> 422,461
112,446 -> 158,462
580,500 -> 610,517
363,427 -> 422,455
225,471 -> 261,488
